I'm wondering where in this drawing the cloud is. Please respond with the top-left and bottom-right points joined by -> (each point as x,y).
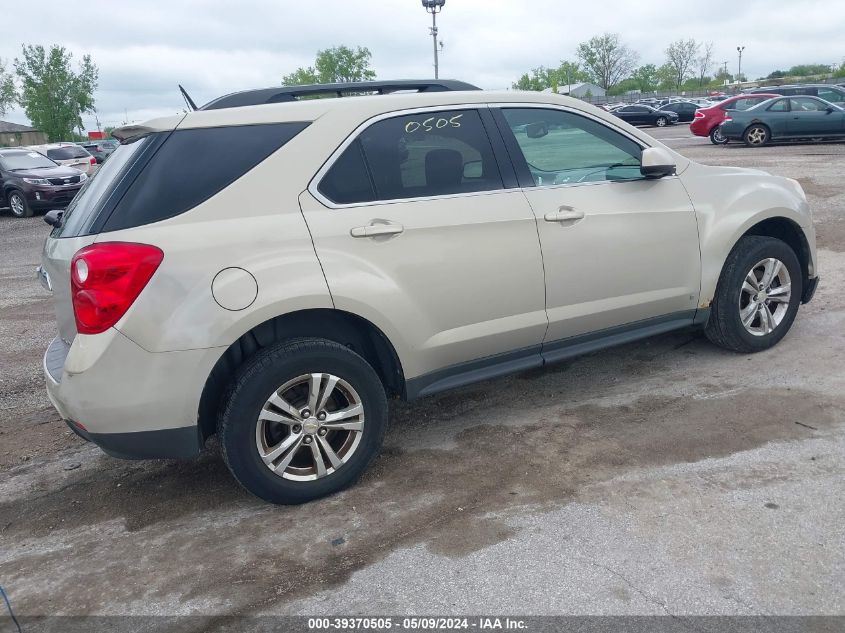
1,0 -> 842,130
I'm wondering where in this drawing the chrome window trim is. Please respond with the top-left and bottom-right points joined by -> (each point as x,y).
308,101 -> 667,209
309,104 -> 514,210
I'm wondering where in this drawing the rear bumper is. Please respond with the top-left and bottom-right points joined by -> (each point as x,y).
44,329 -> 225,460
64,420 -> 201,460
689,119 -> 712,136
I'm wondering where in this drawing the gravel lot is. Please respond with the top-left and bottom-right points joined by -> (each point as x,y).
1,126 -> 843,618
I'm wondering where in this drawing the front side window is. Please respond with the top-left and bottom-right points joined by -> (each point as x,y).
790,97 -> 826,112
501,108 -> 643,186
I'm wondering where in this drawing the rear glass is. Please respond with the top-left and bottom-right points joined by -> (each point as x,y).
101,123 -> 308,232
46,146 -> 90,160
54,138 -> 150,237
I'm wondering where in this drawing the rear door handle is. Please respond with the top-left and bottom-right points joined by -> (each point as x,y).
350,222 -> 404,238
543,209 -> 585,223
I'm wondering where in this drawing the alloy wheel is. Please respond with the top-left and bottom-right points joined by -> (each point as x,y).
738,258 -> 791,336
746,126 -> 768,146
255,373 -> 365,481
10,194 -> 25,217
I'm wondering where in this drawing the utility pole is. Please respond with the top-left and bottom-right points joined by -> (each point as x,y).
421,0 -> 446,79
737,46 -> 745,84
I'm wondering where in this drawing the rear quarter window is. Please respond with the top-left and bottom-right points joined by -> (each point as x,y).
100,122 -> 309,232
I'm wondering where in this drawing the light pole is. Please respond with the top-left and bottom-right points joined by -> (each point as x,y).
421,0 -> 446,79
736,46 -> 745,84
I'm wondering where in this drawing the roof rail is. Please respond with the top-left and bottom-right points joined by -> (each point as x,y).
200,79 -> 482,111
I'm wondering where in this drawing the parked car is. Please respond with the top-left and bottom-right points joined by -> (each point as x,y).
720,95 -> 845,146
28,143 -> 98,176
658,101 -> 699,122
77,141 -> 116,163
0,148 -> 86,218
612,104 -> 679,126
690,93 -> 780,144
40,79 -> 818,504
747,84 -> 845,105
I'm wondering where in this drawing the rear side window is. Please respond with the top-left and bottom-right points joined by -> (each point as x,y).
318,109 -> 503,204
101,122 -> 308,232
818,88 -> 844,103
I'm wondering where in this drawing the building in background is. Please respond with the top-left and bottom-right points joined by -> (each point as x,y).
0,121 -> 48,147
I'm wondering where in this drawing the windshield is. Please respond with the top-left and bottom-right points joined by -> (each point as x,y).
54,137 -> 150,237
0,150 -> 57,170
46,146 -> 90,160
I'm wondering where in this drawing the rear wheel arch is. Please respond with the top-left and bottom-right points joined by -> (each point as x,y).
198,308 -> 405,442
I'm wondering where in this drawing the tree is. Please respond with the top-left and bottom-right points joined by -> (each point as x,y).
631,64 -> 659,93
786,63 -> 833,77
512,61 -> 590,91
14,45 -> 97,141
283,45 -> 375,85
576,33 -> 638,90
656,63 -> 677,90
664,38 -> 699,89
696,41 -> 714,87
0,57 -> 15,118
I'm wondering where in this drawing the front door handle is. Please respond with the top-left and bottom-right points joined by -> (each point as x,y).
544,209 -> 585,223
350,222 -> 405,238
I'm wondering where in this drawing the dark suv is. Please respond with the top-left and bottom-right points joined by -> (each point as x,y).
0,148 -> 87,218
748,84 -> 845,105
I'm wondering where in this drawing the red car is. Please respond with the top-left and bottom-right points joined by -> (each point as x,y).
690,93 -> 779,144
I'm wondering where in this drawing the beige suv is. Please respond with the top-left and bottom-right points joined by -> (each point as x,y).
40,80 -> 819,503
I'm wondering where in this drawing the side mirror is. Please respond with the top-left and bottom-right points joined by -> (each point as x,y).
525,122 -> 549,139
640,147 -> 676,179
43,209 -> 64,227
826,106 -> 836,113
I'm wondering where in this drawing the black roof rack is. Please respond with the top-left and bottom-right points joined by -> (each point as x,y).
200,79 -> 481,111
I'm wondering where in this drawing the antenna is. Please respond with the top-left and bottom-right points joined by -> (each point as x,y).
179,84 -> 198,111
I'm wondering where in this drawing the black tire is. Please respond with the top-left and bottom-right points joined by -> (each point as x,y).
8,190 -> 33,218
743,124 -> 770,147
709,126 -> 729,145
218,338 -> 388,504
705,235 -> 802,353
655,116 -> 668,127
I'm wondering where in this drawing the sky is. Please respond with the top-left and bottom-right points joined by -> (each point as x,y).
1,0 -> 842,132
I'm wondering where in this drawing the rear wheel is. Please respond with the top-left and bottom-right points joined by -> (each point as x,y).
8,190 -> 33,218
219,338 -> 388,504
743,124 -> 770,147
709,126 -> 728,145
705,236 -> 802,353
655,116 -> 668,127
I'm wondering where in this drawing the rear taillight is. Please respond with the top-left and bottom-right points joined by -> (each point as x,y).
90,157 -> 96,165
723,116 -> 733,123
71,242 -> 164,334
694,111 -> 705,118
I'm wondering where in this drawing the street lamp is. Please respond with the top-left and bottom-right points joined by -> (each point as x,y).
421,0 -> 446,79
737,46 -> 745,84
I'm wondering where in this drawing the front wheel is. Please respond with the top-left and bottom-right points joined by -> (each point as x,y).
743,124 -> 770,147
710,126 -> 728,145
655,116 -> 668,127
8,190 -> 33,218
219,338 -> 388,504
705,236 -> 802,353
